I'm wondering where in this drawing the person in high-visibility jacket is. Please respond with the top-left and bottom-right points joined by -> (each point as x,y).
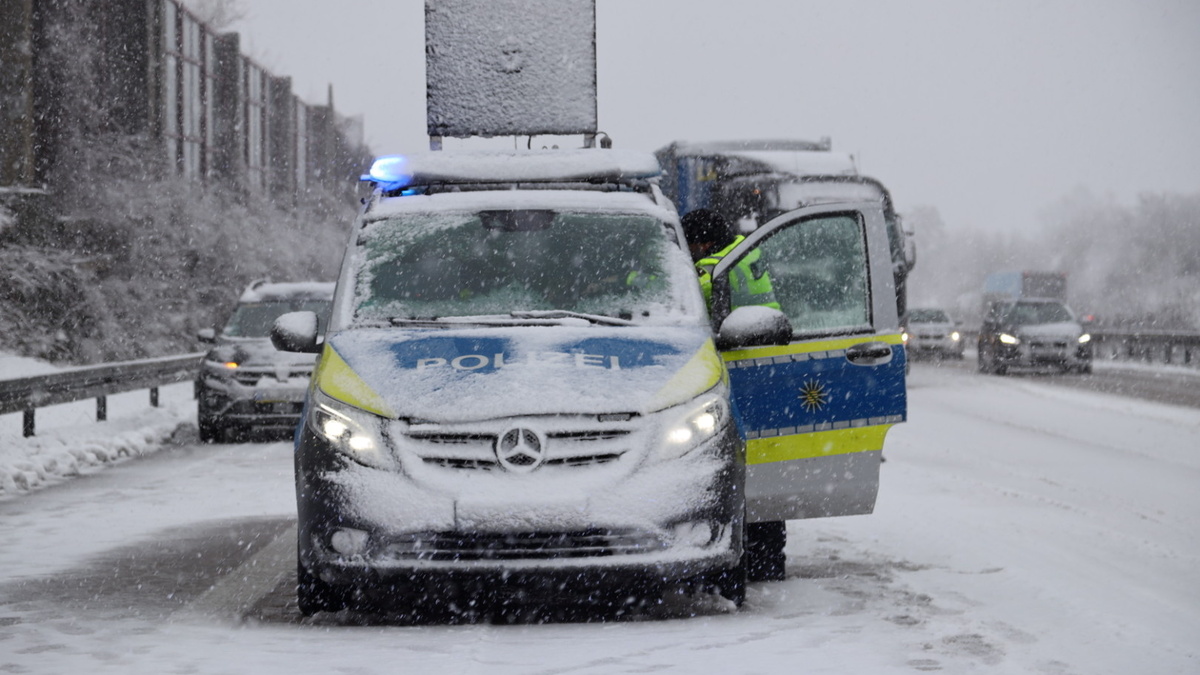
681,209 -> 780,311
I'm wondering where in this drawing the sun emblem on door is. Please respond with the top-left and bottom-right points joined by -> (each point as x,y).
495,427 -> 545,473
799,379 -> 830,412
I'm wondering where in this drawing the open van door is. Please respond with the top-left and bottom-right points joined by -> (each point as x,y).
709,201 -> 907,579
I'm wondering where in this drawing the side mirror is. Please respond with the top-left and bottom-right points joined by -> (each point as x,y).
271,311 -> 322,354
716,306 -> 793,351
196,328 -> 217,343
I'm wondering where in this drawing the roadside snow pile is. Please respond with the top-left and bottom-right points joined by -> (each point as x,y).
0,352 -> 195,499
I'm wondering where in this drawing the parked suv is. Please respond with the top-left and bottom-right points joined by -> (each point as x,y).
196,280 -> 334,442
903,307 -> 964,360
977,298 -> 1093,374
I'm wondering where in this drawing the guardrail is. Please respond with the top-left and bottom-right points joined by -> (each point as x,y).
1090,329 -> 1200,366
0,354 -> 203,437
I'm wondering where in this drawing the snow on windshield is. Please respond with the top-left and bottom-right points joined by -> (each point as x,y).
349,208 -> 700,326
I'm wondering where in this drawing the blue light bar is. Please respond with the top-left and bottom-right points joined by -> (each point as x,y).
361,155 -> 413,190
360,150 -> 663,194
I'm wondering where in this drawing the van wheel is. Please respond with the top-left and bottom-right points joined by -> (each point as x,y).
710,557 -> 739,605
198,416 -> 224,443
297,563 -> 349,616
746,521 -> 787,582
704,554 -> 747,607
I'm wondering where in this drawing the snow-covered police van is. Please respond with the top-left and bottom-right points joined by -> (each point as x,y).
270,148 -> 906,616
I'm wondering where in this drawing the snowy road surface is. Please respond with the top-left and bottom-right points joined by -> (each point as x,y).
1,362 -> 1197,674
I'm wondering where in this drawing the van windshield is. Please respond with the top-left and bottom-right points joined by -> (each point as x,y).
352,210 -> 700,325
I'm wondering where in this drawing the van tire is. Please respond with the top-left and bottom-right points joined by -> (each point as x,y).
746,520 -> 787,582
704,554 -> 747,607
198,416 -> 224,443
297,563 -> 349,616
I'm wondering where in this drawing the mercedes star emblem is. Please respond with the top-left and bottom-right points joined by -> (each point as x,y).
495,427 -> 545,472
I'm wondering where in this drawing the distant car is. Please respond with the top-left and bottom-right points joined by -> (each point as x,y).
196,280 -> 335,442
977,298 -> 1093,375
902,308 -> 965,360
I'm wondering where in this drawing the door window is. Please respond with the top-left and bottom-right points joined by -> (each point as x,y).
752,214 -> 871,335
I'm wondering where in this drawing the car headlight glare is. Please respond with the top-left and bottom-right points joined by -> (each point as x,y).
950,331 -> 961,341
1078,333 -> 1091,344
667,427 -> 694,444
657,391 -> 730,461
693,410 -> 718,434
999,333 -> 1020,345
308,390 -> 390,468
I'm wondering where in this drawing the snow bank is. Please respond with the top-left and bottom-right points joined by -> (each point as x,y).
0,352 -> 196,499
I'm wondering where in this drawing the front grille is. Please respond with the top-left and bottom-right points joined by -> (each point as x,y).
252,401 -> 304,415
1029,340 -> 1069,349
232,368 -> 312,386
377,529 -> 666,561
398,418 -> 635,471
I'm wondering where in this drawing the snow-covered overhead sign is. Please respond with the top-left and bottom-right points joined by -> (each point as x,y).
425,0 -> 597,139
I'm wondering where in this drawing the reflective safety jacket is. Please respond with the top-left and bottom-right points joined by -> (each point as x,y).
696,235 -> 781,310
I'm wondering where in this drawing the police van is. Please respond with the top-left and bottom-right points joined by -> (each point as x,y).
271,148 -> 906,615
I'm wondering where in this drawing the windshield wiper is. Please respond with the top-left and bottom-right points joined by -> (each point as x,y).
386,312 -> 633,327
509,310 -> 633,326
388,316 -> 453,327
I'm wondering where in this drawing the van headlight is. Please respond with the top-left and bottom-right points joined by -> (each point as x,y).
307,389 -> 390,468
1078,333 -> 1091,344
656,390 -> 731,461
998,333 -> 1020,345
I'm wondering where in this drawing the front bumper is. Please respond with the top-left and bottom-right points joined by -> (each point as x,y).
993,340 -> 1093,369
908,336 -> 965,357
198,372 -> 309,429
295,420 -> 744,587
